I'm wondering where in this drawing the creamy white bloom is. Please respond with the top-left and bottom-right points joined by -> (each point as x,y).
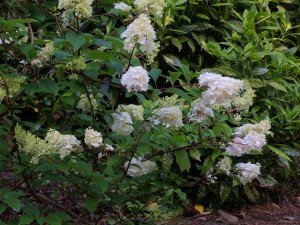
134,0 -> 166,17
117,104 -> 144,120
233,82 -> 255,113
121,66 -> 150,92
77,94 -> 98,112
58,0 -> 93,18
111,112 -> 134,135
114,2 -> 132,11
121,14 -> 156,55
235,119 -> 271,136
235,162 -> 261,185
217,157 -> 232,175
188,99 -> 214,123
31,42 -> 55,67
198,73 -> 244,107
84,128 -> 103,147
153,106 -> 183,129
45,129 -> 81,159
124,156 -> 157,177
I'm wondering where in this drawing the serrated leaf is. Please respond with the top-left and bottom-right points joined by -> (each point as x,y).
65,31 -> 86,51
268,81 -> 288,93
85,197 -> 98,213
266,145 -> 291,161
175,151 -> 191,172
39,79 -> 59,96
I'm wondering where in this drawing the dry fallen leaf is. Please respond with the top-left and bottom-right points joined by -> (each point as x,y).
194,204 -> 204,214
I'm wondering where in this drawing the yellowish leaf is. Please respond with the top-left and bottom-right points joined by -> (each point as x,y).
194,204 -> 204,214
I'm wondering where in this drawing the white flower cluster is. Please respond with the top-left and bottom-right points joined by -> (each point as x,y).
124,156 -> 157,177
117,104 -> 144,121
153,106 -> 183,129
121,14 -> 156,55
235,162 -> 261,185
31,42 -> 55,67
84,128 -> 103,147
111,112 -> 134,135
45,129 -> 81,159
114,2 -> 132,12
225,119 -> 271,157
0,75 -> 26,102
77,94 -> 98,112
121,66 -> 150,92
58,0 -> 94,18
217,157 -> 232,175
233,81 -> 255,113
134,0 -> 166,17
198,73 -> 244,108
188,99 -> 214,123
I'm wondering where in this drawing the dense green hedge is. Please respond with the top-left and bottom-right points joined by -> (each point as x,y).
0,0 -> 300,224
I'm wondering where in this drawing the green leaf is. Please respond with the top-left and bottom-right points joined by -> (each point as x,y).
85,197 -> 98,213
165,88 -> 192,103
268,81 -> 288,93
4,197 -> 21,211
257,175 -> 277,187
244,184 -> 259,202
86,50 -> 111,61
0,204 -> 7,214
171,38 -> 183,52
251,68 -> 269,75
46,214 -> 61,225
65,31 -> 86,51
19,214 -> 35,225
149,68 -> 161,84
189,149 -> 201,161
39,79 -> 59,96
163,54 -> 182,67
175,151 -> 191,172
266,145 -> 291,161
220,184 -> 231,203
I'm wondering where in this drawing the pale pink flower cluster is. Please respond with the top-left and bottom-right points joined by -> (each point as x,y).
121,66 -> 150,92
235,162 -> 261,184
225,119 -> 271,157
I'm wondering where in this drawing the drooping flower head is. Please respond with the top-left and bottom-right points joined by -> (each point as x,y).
121,13 -> 156,55
121,66 -> 150,92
